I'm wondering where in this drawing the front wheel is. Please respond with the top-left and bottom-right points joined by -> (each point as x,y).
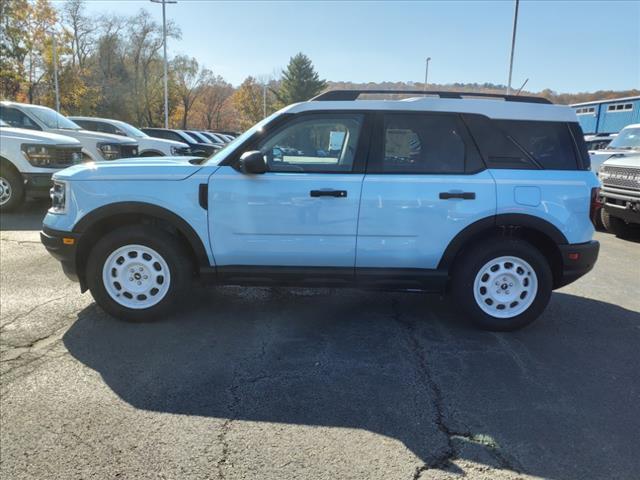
601,208 -> 638,239
0,166 -> 25,212
86,225 -> 192,321
451,238 -> 553,331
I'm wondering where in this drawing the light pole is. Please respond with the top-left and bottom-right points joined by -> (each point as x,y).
424,57 -> 431,90
51,31 -> 60,112
506,0 -> 520,95
150,0 -> 177,128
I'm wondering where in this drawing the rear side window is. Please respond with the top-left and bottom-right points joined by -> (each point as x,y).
370,113 -> 482,174
496,120 -> 578,170
463,115 -> 579,170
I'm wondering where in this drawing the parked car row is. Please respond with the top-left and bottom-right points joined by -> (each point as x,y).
0,100 -> 238,211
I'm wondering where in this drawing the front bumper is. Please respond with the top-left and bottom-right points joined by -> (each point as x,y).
40,226 -> 82,285
556,241 -> 600,288
23,173 -> 54,198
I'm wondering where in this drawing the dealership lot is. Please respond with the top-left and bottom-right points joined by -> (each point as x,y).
1,204 -> 639,480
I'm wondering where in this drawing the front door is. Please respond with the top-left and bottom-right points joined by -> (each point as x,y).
209,113 -> 369,270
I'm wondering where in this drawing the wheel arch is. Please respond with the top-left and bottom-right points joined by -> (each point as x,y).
0,156 -> 21,174
73,202 -> 209,288
439,214 -> 567,289
139,149 -> 165,157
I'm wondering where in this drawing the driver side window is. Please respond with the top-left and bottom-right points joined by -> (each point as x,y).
258,114 -> 363,173
0,106 -> 41,131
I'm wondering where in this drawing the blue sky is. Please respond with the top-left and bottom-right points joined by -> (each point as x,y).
74,0 -> 639,92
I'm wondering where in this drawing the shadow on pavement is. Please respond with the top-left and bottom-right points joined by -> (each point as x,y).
0,201 -> 48,231
63,288 -> 640,479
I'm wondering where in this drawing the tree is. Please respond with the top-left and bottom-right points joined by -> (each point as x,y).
196,76 -> 234,130
275,52 -> 326,105
171,54 -> 209,128
62,0 -> 93,68
0,0 -> 30,98
233,76 -> 264,130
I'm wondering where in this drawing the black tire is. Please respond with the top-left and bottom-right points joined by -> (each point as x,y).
451,237 -> 553,331
86,225 -> 192,322
592,207 -> 605,231
0,164 -> 25,212
601,208 -> 637,239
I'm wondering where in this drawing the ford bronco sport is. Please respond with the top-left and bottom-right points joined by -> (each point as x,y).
41,90 -> 600,331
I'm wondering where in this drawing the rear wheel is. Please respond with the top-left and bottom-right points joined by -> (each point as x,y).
0,165 -> 24,212
601,208 -> 637,239
86,225 -> 192,321
451,238 -> 552,331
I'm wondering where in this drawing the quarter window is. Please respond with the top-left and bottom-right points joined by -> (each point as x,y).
258,114 -> 363,173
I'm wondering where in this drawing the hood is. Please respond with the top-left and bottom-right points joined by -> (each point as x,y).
0,126 -> 82,145
601,153 -> 640,169
53,156 -> 205,181
140,137 -> 189,148
589,149 -> 640,173
49,128 -> 138,144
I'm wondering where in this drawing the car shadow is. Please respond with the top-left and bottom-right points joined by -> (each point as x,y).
0,201 -> 48,231
62,288 -> 640,479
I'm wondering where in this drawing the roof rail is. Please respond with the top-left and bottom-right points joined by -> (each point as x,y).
311,89 -> 552,104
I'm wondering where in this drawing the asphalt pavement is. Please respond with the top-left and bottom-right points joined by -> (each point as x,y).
1,201 -> 639,480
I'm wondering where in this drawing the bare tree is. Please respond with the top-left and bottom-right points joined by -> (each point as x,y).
171,54 -> 209,129
198,76 -> 234,130
62,0 -> 93,68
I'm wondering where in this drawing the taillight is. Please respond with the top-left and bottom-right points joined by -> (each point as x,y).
590,187 -> 602,221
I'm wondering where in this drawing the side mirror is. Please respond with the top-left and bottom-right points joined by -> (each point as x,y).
238,150 -> 267,174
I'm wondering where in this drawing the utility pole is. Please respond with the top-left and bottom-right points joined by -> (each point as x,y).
151,0 -> 177,128
263,83 -> 267,118
506,0 -> 520,95
51,31 -> 60,112
424,57 -> 431,90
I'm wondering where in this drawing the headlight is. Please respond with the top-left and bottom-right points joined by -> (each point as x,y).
170,146 -> 191,155
22,144 -> 55,167
97,142 -> 121,160
49,180 -> 68,214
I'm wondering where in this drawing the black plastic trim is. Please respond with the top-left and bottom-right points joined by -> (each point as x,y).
40,227 -> 81,284
72,202 -> 209,266
207,265 -> 448,292
437,214 -> 569,270
557,241 -> 599,288
311,89 -> 552,104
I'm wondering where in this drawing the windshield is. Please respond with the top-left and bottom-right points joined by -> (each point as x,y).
607,127 -> 640,150
113,120 -> 148,139
24,105 -> 81,130
205,111 -> 282,165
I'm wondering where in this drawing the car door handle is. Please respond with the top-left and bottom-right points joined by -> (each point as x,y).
439,191 -> 476,200
310,189 -> 348,198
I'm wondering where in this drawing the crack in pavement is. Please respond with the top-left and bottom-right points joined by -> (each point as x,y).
0,294 -> 71,332
390,298 -> 521,479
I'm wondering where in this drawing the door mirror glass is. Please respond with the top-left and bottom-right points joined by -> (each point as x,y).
238,150 -> 267,174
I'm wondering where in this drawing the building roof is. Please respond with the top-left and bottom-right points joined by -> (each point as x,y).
570,96 -> 640,107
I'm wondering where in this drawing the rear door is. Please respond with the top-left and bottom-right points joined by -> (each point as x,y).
209,112 -> 370,269
356,112 -> 496,274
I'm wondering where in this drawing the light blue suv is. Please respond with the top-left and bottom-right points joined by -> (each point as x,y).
41,90 -> 600,331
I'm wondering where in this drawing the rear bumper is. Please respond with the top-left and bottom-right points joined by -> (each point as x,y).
556,241 -> 599,288
40,226 -> 82,285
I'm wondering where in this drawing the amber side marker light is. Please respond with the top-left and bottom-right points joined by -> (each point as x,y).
63,238 -> 75,245
568,253 -> 580,261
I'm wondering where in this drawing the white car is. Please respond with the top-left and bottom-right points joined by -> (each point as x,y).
0,101 -> 139,162
0,119 -> 82,211
69,117 -> 191,157
590,123 -> 640,174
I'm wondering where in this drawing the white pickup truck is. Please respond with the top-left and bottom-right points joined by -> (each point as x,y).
69,117 -> 191,157
0,101 -> 139,162
0,120 -> 82,211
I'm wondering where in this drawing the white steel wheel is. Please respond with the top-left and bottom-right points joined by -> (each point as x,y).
102,244 -> 171,309
473,255 -> 538,319
0,176 -> 12,206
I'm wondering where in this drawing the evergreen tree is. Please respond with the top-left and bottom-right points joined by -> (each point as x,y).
275,53 -> 326,105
